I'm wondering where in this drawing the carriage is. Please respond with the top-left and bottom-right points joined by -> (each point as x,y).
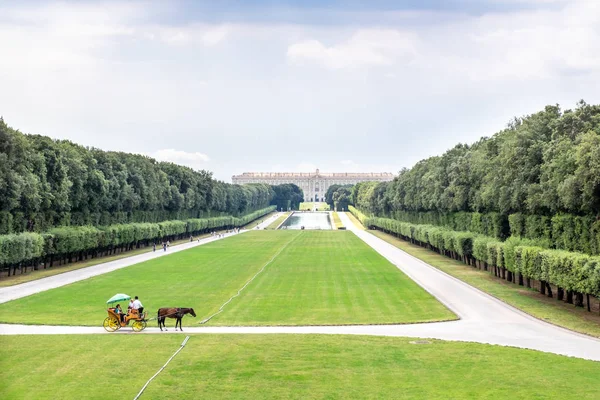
103,293 -> 147,332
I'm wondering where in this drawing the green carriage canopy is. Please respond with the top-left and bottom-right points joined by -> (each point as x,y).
106,293 -> 131,304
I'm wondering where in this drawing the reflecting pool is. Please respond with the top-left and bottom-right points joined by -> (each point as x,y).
279,212 -> 332,230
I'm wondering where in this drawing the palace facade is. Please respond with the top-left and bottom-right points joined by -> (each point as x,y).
232,169 -> 394,202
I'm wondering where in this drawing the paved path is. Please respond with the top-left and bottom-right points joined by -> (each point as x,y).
0,213 -> 282,304
2,211 -> 600,362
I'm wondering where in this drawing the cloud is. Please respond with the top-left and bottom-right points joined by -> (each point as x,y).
202,25 -> 229,46
148,149 -> 210,171
287,29 -> 417,69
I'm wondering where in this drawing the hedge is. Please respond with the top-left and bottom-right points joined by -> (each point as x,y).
348,206 -> 368,226
376,209 -> 599,255
365,215 -> 600,304
0,206 -> 275,272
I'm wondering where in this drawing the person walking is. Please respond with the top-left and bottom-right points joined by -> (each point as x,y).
153,243 -> 156,252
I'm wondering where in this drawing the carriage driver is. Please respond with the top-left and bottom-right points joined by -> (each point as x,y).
132,296 -> 144,317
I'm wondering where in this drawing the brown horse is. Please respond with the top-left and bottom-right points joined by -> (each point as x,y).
157,308 -> 196,331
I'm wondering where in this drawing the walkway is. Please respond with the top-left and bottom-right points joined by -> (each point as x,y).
1,212 -> 600,362
0,213 -> 282,304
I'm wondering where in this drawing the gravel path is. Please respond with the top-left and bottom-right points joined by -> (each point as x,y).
1,211 -> 599,362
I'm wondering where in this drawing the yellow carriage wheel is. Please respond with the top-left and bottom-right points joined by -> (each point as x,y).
132,320 -> 147,332
103,317 -> 119,332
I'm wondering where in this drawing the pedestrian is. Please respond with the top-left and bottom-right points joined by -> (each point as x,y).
190,235 -> 193,242
163,242 -> 167,252
167,240 -> 170,248
153,243 -> 156,252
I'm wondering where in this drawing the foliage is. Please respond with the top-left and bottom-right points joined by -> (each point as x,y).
366,216 -> 600,298
348,102 -> 600,254
349,206 -> 368,226
271,184 -> 303,211
0,118 -> 275,234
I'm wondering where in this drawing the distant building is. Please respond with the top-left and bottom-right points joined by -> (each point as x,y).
232,169 -> 394,202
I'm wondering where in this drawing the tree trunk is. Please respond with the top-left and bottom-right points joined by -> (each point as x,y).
546,282 -> 553,298
587,294 -> 591,312
518,273 -> 524,286
540,281 -> 546,295
566,291 -> 573,304
526,277 -> 531,288
557,287 -> 564,301
575,293 -> 584,308
507,270 -> 512,282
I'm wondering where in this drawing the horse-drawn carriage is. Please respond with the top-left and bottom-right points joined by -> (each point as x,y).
103,293 -> 147,332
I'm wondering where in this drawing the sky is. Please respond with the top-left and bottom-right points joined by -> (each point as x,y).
1,0 -> 599,182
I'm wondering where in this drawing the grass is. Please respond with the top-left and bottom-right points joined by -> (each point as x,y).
209,231 -> 455,325
331,211 -> 343,229
2,334 -> 599,400
264,212 -> 290,229
0,234 -> 211,288
0,231 -> 454,326
299,202 -> 330,211
369,230 -> 600,338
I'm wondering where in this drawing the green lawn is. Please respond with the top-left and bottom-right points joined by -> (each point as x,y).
209,231 -> 454,325
369,230 -> 600,338
299,202 -> 330,211
1,334 -> 599,400
0,231 -> 454,326
331,211 -> 343,229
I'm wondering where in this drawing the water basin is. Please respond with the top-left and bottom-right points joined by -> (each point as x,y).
279,212 -> 332,230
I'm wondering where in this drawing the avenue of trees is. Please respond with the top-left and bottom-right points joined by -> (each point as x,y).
0,119 -> 303,274
350,102 -> 600,310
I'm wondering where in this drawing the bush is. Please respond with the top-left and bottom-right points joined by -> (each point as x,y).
453,232 -> 474,258
349,206 -> 368,226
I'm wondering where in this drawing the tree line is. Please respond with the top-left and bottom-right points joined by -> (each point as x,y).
324,184 -> 353,211
351,102 -> 600,255
349,101 -> 600,311
0,118 -> 282,234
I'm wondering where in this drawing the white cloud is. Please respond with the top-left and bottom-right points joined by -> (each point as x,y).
287,29 -> 417,69
202,25 -> 229,46
148,149 -> 210,171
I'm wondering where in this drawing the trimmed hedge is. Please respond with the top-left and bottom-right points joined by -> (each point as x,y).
348,206 -> 368,226
0,206 -> 275,272
366,215 -> 600,304
376,210 -> 599,255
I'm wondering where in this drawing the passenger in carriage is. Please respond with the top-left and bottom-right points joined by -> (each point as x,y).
115,304 -> 125,323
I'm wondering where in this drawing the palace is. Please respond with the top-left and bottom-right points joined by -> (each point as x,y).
232,169 -> 394,202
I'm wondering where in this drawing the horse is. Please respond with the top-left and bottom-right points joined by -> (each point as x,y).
157,307 -> 196,331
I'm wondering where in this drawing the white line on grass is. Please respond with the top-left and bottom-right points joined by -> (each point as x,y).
133,336 -> 190,400
198,232 -> 302,324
